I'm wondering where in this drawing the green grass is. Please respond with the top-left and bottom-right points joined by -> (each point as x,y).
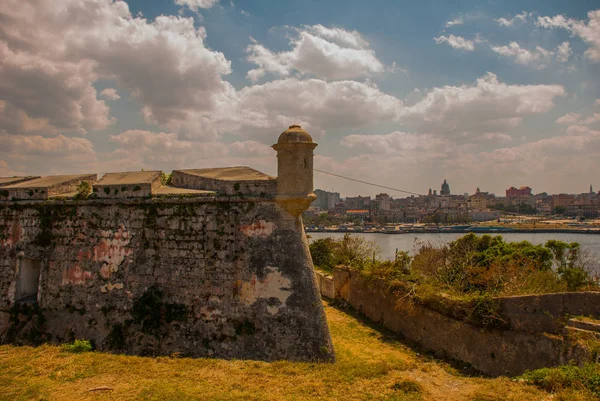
520,363 -> 600,398
0,303 -> 585,401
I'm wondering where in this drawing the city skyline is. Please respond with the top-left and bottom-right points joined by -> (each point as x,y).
0,1 -> 599,196
314,179 -> 597,200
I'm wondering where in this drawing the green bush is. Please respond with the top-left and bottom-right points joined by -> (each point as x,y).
310,233 -> 598,299
520,363 -> 600,397
62,339 -> 93,353
75,181 -> 92,199
309,234 -> 380,273
161,172 -> 173,186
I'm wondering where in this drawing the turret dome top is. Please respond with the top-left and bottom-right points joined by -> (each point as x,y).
277,125 -> 314,144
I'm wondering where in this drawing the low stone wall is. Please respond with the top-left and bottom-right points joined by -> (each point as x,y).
500,292 -> 600,334
317,268 -> 597,376
314,271 -> 335,299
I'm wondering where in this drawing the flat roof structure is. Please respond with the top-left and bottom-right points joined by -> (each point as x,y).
175,167 -> 275,181
0,177 -> 39,187
153,186 -> 216,196
1,174 -> 97,200
2,174 -> 94,189
93,171 -> 162,199
96,171 -> 162,186
172,167 -> 276,196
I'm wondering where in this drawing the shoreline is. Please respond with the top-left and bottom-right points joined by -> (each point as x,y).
306,228 -> 600,235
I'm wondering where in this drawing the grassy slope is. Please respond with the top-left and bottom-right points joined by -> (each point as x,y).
0,303 -> 593,401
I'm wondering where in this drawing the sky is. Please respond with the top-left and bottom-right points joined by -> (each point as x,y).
0,0 -> 599,197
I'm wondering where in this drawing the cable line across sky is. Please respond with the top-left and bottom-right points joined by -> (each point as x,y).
313,169 -> 422,197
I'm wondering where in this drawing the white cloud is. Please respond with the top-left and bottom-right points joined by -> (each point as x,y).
233,78 -> 404,140
556,105 -> 600,126
580,113 -> 600,125
556,112 -> 581,125
175,0 -> 219,12
496,11 -> 531,27
433,35 -> 476,51
491,42 -> 554,68
0,133 -> 97,175
399,72 -> 565,139
445,16 -> 464,27
0,41 -> 113,135
107,130 -> 274,173
245,25 -> 386,82
0,0 -> 234,140
342,131 -> 448,155
100,88 -> 121,101
537,10 -> 600,62
556,42 -> 572,62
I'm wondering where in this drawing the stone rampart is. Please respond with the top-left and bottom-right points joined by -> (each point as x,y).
93,171 -> 163,199
0,197 -> 333,361
316,268 -> 598,376
172,168 -> 276,197
499,292 -> 600,334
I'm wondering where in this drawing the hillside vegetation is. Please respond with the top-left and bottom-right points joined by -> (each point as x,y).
0,303 -> 585,401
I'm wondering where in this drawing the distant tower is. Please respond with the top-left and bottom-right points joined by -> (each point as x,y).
272,125 -> 318,217
441,179 -> 450,196
591,185 -> 594,194
428,188 -> 432,196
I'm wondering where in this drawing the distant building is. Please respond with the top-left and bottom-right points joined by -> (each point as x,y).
375,193 -> 391,211
346,209 -> 369,219
468,187 -> 493,210
313,189 -> 341,211
345,195 -> 371,210
440,179 -> 450,196
506,186 -> 532,198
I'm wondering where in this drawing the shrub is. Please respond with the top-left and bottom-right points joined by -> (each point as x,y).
161,172 -> 173,186
309,234 -> 380,273
75,182 -> 92,199
520,363 -> 600,397
409,234 -> 596,296
391,379 -> 423,394
62,339 -> 93,353
311,233 -> 598,300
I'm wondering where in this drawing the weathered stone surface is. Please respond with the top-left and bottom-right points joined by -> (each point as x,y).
499,292 -> 600,334
93,171 -> 162,199
153,186 -> 216,197
320,268 -> 598,376
0,177 -> 39,187
1,174 -> 97,200
172,167 -> 276,197
0,197 -> 334,362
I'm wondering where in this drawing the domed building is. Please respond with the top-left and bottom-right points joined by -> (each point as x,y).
441,179 -> 450,196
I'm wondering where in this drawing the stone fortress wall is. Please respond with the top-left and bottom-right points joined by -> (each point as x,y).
0,126 -> 334,361
316,269 -> 600,376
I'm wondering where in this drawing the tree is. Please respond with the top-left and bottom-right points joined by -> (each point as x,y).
553,205 -> 566,215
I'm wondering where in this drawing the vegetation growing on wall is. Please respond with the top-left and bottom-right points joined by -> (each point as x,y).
74,181 -> 92,199
131,286 -> 189,339
310,233 -> 600,327
161,172 -> 173,186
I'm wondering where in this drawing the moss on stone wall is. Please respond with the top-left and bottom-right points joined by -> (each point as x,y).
131,286 -> 189,338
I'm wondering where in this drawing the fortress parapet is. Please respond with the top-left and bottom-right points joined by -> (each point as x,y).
0,127 -> 333,362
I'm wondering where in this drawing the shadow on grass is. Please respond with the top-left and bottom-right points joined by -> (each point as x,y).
325,297 -> 485,378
